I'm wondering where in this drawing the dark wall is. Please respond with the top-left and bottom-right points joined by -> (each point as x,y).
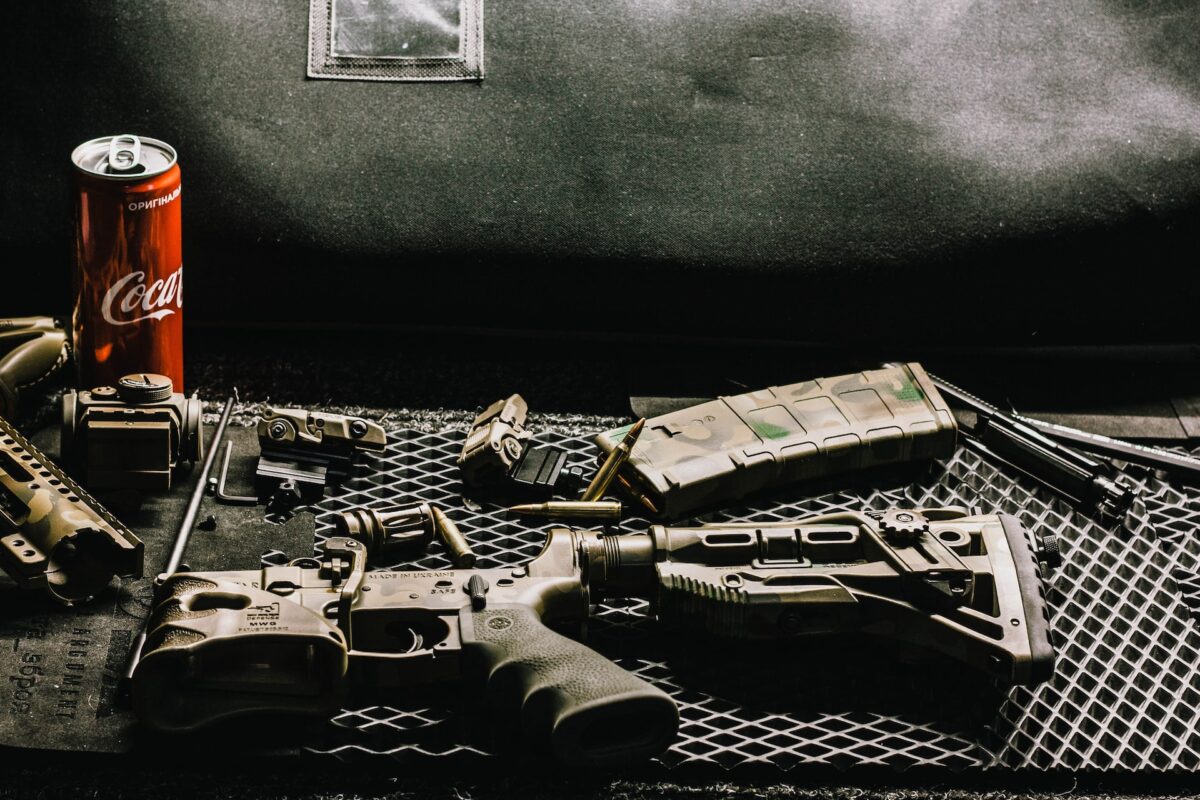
4,1 -> 1198,344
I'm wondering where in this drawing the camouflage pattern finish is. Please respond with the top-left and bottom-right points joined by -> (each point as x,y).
595,363 -> 957,518
0,317 -> 70,418
457,394 -> 531,488
0,414 -> 142,604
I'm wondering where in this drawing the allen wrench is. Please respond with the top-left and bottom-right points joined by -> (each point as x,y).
212,440 -> 259,506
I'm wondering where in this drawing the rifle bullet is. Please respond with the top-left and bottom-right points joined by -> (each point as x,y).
614,473 -> 660,516
582,418 -> 646,502
431,505 -> 476,568
508,500 -> 623,521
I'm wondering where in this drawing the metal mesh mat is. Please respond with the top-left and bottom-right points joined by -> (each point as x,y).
287,428 -> 1200,773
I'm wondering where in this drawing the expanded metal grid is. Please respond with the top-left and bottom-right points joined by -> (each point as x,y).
291,428 -> 1200,772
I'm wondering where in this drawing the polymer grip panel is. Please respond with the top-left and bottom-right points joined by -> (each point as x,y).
597,363 -> 958,519
459,604 -> 679,767
132,574 -> 350,732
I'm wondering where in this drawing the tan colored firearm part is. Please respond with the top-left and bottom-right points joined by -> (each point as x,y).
133,532 -> 676,767
586,507 -> 1057,687
61,374 -> 204,491
457,394 -> 531,487
0,413 -> 143,603
258,407 -> 387,455
0,317 -> 69,418
130,508 -> 1054,762
595,363 -> 957,518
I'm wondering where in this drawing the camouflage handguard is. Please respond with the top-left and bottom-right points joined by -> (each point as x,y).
0,413 -> 143,603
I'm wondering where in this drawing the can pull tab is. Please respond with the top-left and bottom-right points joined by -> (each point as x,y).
107,135 -> 144,174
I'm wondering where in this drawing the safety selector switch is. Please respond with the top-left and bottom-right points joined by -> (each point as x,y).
465,575 -> 489,610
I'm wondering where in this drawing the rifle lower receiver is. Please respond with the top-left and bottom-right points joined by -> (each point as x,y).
133,533 -> 676,766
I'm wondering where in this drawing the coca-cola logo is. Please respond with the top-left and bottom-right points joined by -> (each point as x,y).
101,266 -> 183,326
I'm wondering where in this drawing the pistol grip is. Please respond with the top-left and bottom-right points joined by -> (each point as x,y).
460,604 -> 678,767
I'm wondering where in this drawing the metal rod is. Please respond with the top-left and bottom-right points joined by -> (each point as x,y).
164,396 -> 235,574
931,374 -> 1135,519
215,440 -> 259,505
1012,412 -> 1200,480
120,396 -> 235,702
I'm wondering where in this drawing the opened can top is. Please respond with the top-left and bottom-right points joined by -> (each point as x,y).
71,135 -> 177,181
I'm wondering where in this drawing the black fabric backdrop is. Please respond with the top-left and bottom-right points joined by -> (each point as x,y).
2,1 -> 1198,344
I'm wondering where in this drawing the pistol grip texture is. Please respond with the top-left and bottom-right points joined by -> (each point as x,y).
460,604 -> 678,767
999,514 -> 1057,684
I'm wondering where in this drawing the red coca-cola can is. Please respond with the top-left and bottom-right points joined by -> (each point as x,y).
71,135 -> 184,391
